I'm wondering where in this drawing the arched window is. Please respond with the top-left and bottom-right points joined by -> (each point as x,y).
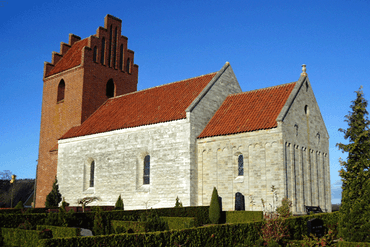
93,46 -> 97,62
304,105 -> 309,115
238,155 -> 244,176
57,79 -> 65,102
143,155 -> 150,184
119,44 -> 123,71
106,79 -> 115,98
101,37 -> 105,65
90,160 -> 95,187
126,58 -> 131,73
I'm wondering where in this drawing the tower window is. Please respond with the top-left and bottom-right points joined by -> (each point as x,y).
108,25 -> 112,67
112,27 -> 117,68
304,105 -> 309,115
93,46 -> 97,63
238,155 -> 244,176
106,79 -> 115,98
90,160 -> 95,187
126,58 -> 131,73
101,37 -> 105,65
143,155 -> 150,184
57,79 -> 65,103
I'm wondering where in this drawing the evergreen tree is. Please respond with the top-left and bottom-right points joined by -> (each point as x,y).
174,196 -> 183,208
14,200 -> 24,209
336,87 -> 370,242
209,187 -> 221,224
93,206 -> 105,235
45,177 -> 62,208
114,194 -> 124,210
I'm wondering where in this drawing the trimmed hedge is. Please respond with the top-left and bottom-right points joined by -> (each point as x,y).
111,220 -> 148,233
2,228 -> 42,247
36,225 -> 81,238
161,217 -> 196,229
226,211 -> 263,223
337,242 -> 370,247
38,221 -> 263,247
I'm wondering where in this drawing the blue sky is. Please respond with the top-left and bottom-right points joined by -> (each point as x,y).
1,0 -> 369,204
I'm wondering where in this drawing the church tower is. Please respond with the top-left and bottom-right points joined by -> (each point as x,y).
35,15 -> 138,207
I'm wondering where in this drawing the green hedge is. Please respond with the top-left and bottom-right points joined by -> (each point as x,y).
161,217 -> 196,229
286,211 -> 340,240
36,225 -> 80,238
226,211 -> 263,223
111,220 -> 148,233
2,228 -> 42,247
337,242 -> 370,247
37,221 -> 263,247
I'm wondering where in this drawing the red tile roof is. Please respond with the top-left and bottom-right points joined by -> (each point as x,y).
47,39 -> 88,77
61,72 -> 217,139
198,82 -> 296,139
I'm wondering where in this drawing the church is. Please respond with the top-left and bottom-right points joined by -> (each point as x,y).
36,15 -> 331,214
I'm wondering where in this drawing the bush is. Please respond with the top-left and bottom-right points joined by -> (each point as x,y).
114,195 -> 124,210
139,209 -> 168,232
161,217 -> 196,229
14,201 -> 24,209
93,206 -> 105,235
45,178 -> 62,208
226,211 -> 263,223
209,187 -> 221,224
111,220 -> 148,233
37,225 -> 80,238
1,228 -> 47,247
175,196 -> 183,208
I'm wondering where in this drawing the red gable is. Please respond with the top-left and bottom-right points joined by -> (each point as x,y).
61,72 -> 217,139
47,39 -> 88,77
198,82 -> 296,139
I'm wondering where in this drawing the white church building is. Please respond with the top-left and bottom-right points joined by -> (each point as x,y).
57,61 -> 331,214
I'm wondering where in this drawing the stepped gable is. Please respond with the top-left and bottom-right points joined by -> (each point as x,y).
198,82 -> 296,139
47,38 -> 88,77
61,72 -> 217,139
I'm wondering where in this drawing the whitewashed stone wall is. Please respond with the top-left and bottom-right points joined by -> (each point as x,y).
197,128 -> 284,211
280,76 -> 331,213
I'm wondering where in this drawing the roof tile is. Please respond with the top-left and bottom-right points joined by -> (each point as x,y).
61,72 -> 217,139
198,82 -> 296,139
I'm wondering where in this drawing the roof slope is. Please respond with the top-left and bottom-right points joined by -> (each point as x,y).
61,72 -> 217,139
198,82 -> 296,139
47,39 -> 88,77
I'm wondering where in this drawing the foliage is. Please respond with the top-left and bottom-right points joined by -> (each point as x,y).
260,216 -> 290,245
14,200 -> 24,209
37,225 -> 80,238
1,228 -> 45,247
93,206 -> 105,235
300,230 -> 336,247
138,209 -> 168,232
114,195 -> 124,210
209,187 -> 221,224
175,196 -> 183,208
276,197 -> 292,218
111,220 -> 148,233
336,87 -> 370,242
226,211 -> 263,223
160,216 -> 196,229
45,177 -> 62,208
0,170 -> 12,180
17,219 -> 33,230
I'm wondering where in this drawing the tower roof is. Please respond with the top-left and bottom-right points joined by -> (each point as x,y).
198,82 -> 297,139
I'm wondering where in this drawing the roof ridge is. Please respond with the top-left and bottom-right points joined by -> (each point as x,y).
111,72 -> 217,100
231,81 -> 297,96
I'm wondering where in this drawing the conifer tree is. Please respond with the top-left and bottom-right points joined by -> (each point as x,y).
45,177 -> 62,208
209,187 -> 221,224
114,194 -> 124,210
336,87 -> 370,242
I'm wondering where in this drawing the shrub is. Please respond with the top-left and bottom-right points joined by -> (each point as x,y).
114,195 -> 124,210
14,201 -> 24,209
276,197 -> 292,218
175,196 -> 183,208
1,228 -> 46,247
139,209 -> 168,232
45,177 -> 62,208
93,206 -> 105,235
209,187 -> 221,224
226,211 -> 263,223
111,220 -> 148,233
37,225 -> 80,238
161,217 -> 196,229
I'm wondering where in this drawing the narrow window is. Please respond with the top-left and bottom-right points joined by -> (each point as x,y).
93,46 -> 97,62
108,25 -> 112,67
238,155 -> 244,176
119,44 -> 123,71
126,58 -> 131,73
57,79 -> 65,102
143,155 -> 150,184
90,161 -> 95,187
112,27 -> 117,68
101,37 -> 105,65
295,124 -> 299,136
304,105 -> 309,115
106,79 -> 115,98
